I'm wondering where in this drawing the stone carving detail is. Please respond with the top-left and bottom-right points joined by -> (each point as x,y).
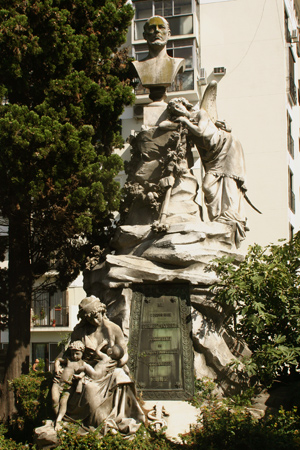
121,125 -> 199,228
147,403 -> 169,431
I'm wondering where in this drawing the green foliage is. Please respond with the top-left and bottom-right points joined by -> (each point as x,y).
0,423 -> 32,449
191,377 -> 219,408
3,371 -> 300,449
8,370 -> 53,441
211,232 -> 300,385
0,0 -> 135,389
0,0 -> 135,288
4,370 -> 53,443
55,423 -> 180,450
183,405 -> 300,450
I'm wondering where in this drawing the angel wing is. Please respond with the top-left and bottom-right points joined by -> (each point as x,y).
200,80 -> 218,123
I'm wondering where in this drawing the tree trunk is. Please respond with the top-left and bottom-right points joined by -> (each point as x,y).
0,212 -> 32,421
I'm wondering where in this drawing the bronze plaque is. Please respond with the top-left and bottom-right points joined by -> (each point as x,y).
129,284 -> 194,400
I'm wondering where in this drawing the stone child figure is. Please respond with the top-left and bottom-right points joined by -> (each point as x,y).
132,16 -> 185,101
52,340 -> 111,428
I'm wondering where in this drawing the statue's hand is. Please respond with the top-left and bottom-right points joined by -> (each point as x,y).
73,373 -> 84,380
99,338 -> 109,350
159,175 -> 175,188
105,359 -> 117,373
54,361 -> 64,376
174,116 -> 190,125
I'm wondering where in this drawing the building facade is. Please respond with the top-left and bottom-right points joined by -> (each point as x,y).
117,0 -> 300,251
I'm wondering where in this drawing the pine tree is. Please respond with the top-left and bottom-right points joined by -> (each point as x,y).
0,0 -> 134,418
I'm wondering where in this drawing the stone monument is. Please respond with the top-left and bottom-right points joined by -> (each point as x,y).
84,14 -> 253,407
36,14 -> 261,446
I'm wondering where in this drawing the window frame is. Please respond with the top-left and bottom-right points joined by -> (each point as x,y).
133,0 -> 195,42
32,289 -> 68,328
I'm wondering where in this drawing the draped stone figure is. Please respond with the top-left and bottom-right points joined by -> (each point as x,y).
34,297 -> 144,447
162,86 -> 249,245
56,296 -> 144,432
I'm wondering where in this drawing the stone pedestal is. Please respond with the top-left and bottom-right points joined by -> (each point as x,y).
143,102 -> 168,127
84,220 -> 250,397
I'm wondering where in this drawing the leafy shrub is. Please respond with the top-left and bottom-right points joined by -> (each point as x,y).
8,370 -> 53,442
211,232 -> 300,386
55,423 -> 181,450
182,405 -> 300,450
0,423 -> 34,449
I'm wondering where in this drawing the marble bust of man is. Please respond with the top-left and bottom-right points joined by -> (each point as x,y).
132,16 -> 185,101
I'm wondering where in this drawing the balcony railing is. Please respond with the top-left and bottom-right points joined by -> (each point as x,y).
31,305 -> 69,328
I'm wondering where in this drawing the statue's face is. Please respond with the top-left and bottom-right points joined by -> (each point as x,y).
143,17 -> 170,47
71,349 -> 83,361
170,100 -> 189,117
90,309 -> 103,326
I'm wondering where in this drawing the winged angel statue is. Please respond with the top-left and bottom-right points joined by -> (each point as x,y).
158,81 -> 260,245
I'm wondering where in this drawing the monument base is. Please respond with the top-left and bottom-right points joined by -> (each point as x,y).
84,221 -> 251,397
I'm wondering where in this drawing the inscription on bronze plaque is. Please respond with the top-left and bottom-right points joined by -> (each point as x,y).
129,284 -> 194,400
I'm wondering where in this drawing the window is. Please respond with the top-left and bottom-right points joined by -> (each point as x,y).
285,10 -> 291,43
32,289 -> 68,327
32,342 -> 63,372
287,113 -> 294,158
290,223 -> 294,240
288,48 -> 297,105
133,0 -> 193,40
288,168 -> 295,213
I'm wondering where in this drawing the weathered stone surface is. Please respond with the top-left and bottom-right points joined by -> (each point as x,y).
143,102 -> 168,127
34,421 -> 59,449
101,254 -> 219,287
84,217 -> 250,397
194,352 -> 217,380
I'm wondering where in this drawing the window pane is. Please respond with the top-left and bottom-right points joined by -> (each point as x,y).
33,292 -> 49,326
174,0 -> 192,15
181,71 -> 194,90
50,290 -> 68,327
168,15 -> 193,36
49,343 -> 63,370
135,81 -> 149,95
136,51 -> 148,61
154,0 -> 163,16
135,20 -> 147,40
174,46 -> 193,69
32,343 -> 46,362
168,70 -> 194,92
135,1 -> 153,19
163,1 -> 172,16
